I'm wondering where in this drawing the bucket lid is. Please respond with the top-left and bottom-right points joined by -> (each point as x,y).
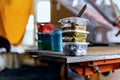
58,17 -> 88,24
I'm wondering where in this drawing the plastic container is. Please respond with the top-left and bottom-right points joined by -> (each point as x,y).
62,25 -> 87,31
58,17 -> 89,43
38,41 -> 51,50
63,42 -> 89,56
62,30 -> 89,42
58,17 -> 88,31
37,23 -> 54,33
50,30 -> 63,52
37,33 -> 51,41
51,43 -> 63,52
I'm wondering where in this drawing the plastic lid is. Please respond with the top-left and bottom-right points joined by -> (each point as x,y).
58,17 -> 88,24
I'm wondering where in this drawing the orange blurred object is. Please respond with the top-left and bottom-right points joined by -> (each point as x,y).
0,0 -> 32,45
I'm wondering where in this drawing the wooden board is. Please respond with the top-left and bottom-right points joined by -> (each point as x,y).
26,46 -> 120,63
88,47 -> 120,55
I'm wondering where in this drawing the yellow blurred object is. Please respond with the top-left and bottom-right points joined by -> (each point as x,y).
110,0 -> 120,18
0,0 -> 32,45
85,73 -> 99,80
89,73 -> 99,80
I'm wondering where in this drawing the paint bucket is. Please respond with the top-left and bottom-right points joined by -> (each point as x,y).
50,30 -> 63,52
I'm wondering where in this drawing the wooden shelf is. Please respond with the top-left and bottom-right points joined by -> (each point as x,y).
26,46 -> 120,77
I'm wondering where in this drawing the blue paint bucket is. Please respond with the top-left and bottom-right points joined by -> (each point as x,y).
50,30 -> 63,52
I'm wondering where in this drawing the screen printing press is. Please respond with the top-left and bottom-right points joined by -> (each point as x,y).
25,44 -> 120,79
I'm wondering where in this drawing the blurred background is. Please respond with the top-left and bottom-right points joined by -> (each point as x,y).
0,0 -> 120,80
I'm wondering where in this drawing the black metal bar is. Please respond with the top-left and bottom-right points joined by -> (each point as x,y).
77,4 -> 87,17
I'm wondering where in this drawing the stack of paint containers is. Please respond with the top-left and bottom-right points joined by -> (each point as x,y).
37,23 -> 54,50
58,17 -> 89,56
37,23 -> 63,52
